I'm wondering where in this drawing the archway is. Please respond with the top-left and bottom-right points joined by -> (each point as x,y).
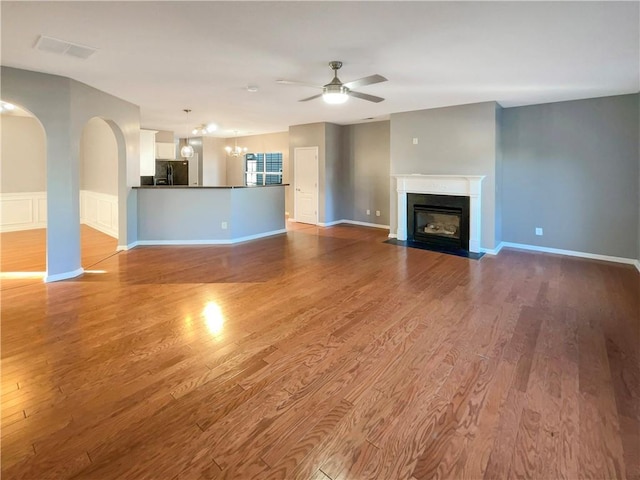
78,117 -> 121,268
0,100 -> 48,285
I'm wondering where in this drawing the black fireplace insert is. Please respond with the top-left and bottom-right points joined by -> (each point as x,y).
407,193 -> 470,251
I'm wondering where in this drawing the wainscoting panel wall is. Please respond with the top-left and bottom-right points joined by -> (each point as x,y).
0,192 -> 47,232
80,190 -> 118,238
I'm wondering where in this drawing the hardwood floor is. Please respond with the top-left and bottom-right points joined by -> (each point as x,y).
1,223 -> 638,479
1,226 -> 118,289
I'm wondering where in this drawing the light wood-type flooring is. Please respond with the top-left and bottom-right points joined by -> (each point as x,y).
1,225 -> 118,290
1,223 -> 639,479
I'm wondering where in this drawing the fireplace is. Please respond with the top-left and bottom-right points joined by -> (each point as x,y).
393,175 -> 484,253
407,193 -> 470,251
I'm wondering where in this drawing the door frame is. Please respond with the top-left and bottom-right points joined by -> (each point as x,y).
294,146 -> 319,225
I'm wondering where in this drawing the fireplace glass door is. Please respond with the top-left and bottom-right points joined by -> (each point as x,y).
406,193 -> 470,251
415,207 -> 461,240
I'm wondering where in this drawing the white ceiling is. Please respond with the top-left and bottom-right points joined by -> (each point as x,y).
2,1 -> 638,138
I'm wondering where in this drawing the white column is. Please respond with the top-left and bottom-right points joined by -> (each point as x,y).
397,184 -> 408,241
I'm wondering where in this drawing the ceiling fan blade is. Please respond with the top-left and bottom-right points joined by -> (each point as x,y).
299,93 -> 323,102
277,79 -> 323,89
348,91 -> 385,103
343,74 -> 387,90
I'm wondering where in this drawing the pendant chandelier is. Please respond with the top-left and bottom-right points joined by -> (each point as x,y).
225,132 -> 248,157
180,109 -> 194,158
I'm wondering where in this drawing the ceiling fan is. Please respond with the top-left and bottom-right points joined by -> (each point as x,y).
277,61 -> 387,104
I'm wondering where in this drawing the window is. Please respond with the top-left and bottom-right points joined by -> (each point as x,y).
245,153 -> 283,186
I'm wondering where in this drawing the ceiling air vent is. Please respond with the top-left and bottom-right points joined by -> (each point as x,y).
35,35 -> 97,60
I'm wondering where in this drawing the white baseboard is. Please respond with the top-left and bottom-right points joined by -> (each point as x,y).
45,267 -> 84,283
80,190 -> 118,238
481,242 -> 504,255
634,259 -> 640,273
132,228 -> 287,247
388,233 -> 397,239
501,242 -> 638,267
341,220 -> 390,230
0,191 -> 47,232
317,219 -> 389,229
317,220 -> 343,227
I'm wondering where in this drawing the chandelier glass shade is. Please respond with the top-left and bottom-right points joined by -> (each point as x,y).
180,142 -> 194,158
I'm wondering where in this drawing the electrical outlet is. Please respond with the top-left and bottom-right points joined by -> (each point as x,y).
412,138 -> 418,145
366,209 -> 370,215
376,210 -> 381,217
221,221 -> 228,230
535,227 -> 543,236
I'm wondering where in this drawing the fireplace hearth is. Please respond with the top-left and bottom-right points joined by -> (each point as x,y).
407,193 -> 470,251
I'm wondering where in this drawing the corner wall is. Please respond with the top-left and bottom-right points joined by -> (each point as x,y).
342,121 -> 390,226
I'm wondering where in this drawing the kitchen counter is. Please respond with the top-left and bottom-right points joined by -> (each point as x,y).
135,184 -> 287,245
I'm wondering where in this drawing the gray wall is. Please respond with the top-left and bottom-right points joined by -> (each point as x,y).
289,122 -> 354,225
324,123 -> 349,224
502,94 -> 639,259
1,66 -> 140,278
137,187 -> 285,241
289,121 -> 391,227
390,102 -> 499,249
1,115 -> 46,193
342,121 -> 390,226
230,187 -> 286,239
80,117 -> 118,195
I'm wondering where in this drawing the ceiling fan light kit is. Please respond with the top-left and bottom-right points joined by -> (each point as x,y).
323,85 -> 349,104
279,61 -> 387,105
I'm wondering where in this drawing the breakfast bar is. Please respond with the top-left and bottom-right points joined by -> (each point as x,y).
134,184 -> 287,245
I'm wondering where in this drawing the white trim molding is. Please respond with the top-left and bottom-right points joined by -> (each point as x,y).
634,259 -> 640,273
501,242 -> 639,268
481,242 -> 504,255
44,267 -> 84,283
133,228 -> 287,247
341,220 -> 389,230
80,190 -> 118,238
317,219 -> 390,230
0,191 -> 47,232
393,174 -> 485,253
317,220 -> 343,227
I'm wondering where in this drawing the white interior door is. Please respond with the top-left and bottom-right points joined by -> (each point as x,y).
294,147 -> 319,225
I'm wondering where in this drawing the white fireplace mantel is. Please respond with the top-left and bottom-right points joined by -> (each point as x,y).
393,174 -> 485,253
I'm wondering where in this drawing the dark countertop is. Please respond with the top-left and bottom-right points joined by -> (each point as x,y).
133,184 -> 289,189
